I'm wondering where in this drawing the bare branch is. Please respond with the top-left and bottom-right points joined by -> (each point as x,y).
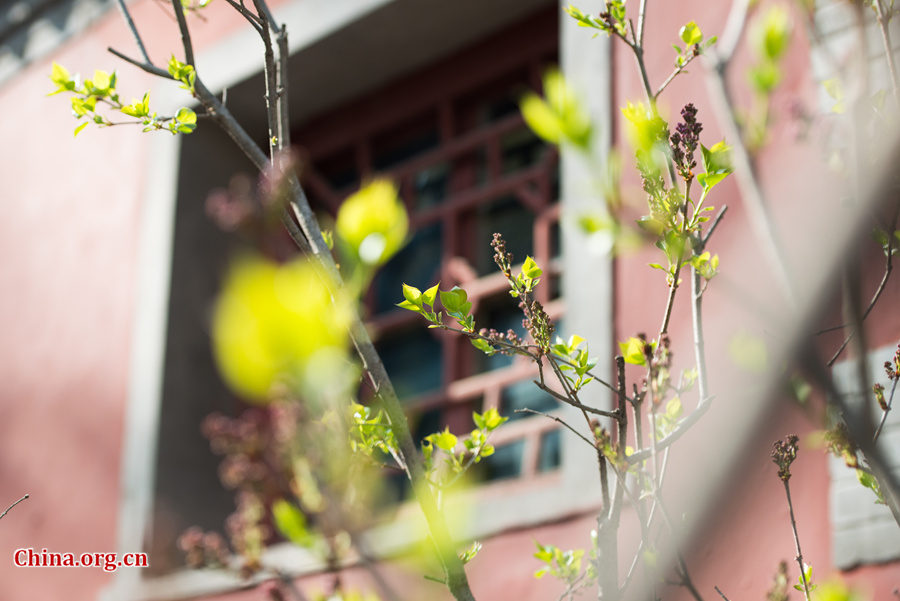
873,0 -> 900,104
636,0 -> 648,48
532,379 -> 620,419
221,0 -> 264,33
703,58 -> 795,305
170,0 -> 195,66
627,396 -> 713,464
654,52 -> 700,101
107,47 -> 172,79
114,0 -> 153,65
700,205 -> 728,248
515,408 -> 595,448
715,0 -> 751,67
782,480 -> 812,601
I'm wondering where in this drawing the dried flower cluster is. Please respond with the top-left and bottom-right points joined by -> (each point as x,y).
771,435 -> 800,481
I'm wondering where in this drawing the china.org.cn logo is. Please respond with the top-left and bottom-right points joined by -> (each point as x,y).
13,548 -> 148,573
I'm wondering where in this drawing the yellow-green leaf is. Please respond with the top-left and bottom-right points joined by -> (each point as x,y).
336,179 -> 408,265
211,255 -> 352,402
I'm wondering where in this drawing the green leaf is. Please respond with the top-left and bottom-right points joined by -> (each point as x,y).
521,93 -> 563,145
698,141 -> 733,191
478,407 -> 506,430
50,62 -> 71,86
679,21 -> 703,46
755,6 -> 791,61
857,469 -> 886,503
272,499 -> 314,547
73,122 -> 88,137
471,338 -> 496,356
336,179 -> 408,265
422,282 -> 440,307
522,256 -> 543,279
402,283 -> 423,307
748,61 -> 781,94
564,5 -> 605,31
520,69 -> 591,150
458,541 -> 482,564
440,287 -> 468,313
176,107 -> 197,125
619,337 -> 649,366
665,397 -> 683,419
429,428 -> 458,452
92,70 -> 111,94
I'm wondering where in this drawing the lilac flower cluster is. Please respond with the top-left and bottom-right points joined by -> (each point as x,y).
670,103 -> 703,182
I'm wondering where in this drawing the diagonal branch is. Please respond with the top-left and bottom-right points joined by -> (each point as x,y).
114,0 -> 152,65
107,47 -> 172,79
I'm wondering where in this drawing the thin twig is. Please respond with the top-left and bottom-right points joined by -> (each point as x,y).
532,379 -> 620,419
221,0 -> 264,32
251,0 -> 280,157
0,494 -> 29,521
516,409 -> 595,448
701,205 -> 728,247
636,0 -> 648,49
704,51 -> 795,306
114,0 -> 152,64
714,585 -> 732,601
800,344 -> 900,525
783,480 -> 812,601
654,52 -> 700,101
626,396 -> 713,463
107,47 -> 172,79
826,205 -> 896,365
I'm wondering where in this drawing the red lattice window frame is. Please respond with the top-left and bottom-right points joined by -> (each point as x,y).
295,8 -> 564,487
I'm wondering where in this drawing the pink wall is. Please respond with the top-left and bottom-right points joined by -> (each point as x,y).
0,1 -> 279,597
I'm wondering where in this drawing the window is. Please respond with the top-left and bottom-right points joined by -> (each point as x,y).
296,18 -> 563,490
829,343 -> 900,568
109,2 -> 616,599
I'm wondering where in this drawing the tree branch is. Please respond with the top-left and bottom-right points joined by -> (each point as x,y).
626,396 -> 713,464
107,47 -> 172,79
0,494 -> 29,521
114,0 -> 152,65
782,480 -> 811,601
515,408 -> 595,448
170,0 -> 195,66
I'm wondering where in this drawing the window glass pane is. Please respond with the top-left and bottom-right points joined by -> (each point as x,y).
373,223 -> 442,314
476,195 -> 534,276
373,124 -> 439,171
412,408 -> 443,442
501,127 -> 544,173
318,150 -> 358,192
414,162 -> 449,209
474,294 -> 528,372
500,379 -> 557,421
376,328 -> 443,400
537,429 -> 562,472
474,439 -> 524,482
